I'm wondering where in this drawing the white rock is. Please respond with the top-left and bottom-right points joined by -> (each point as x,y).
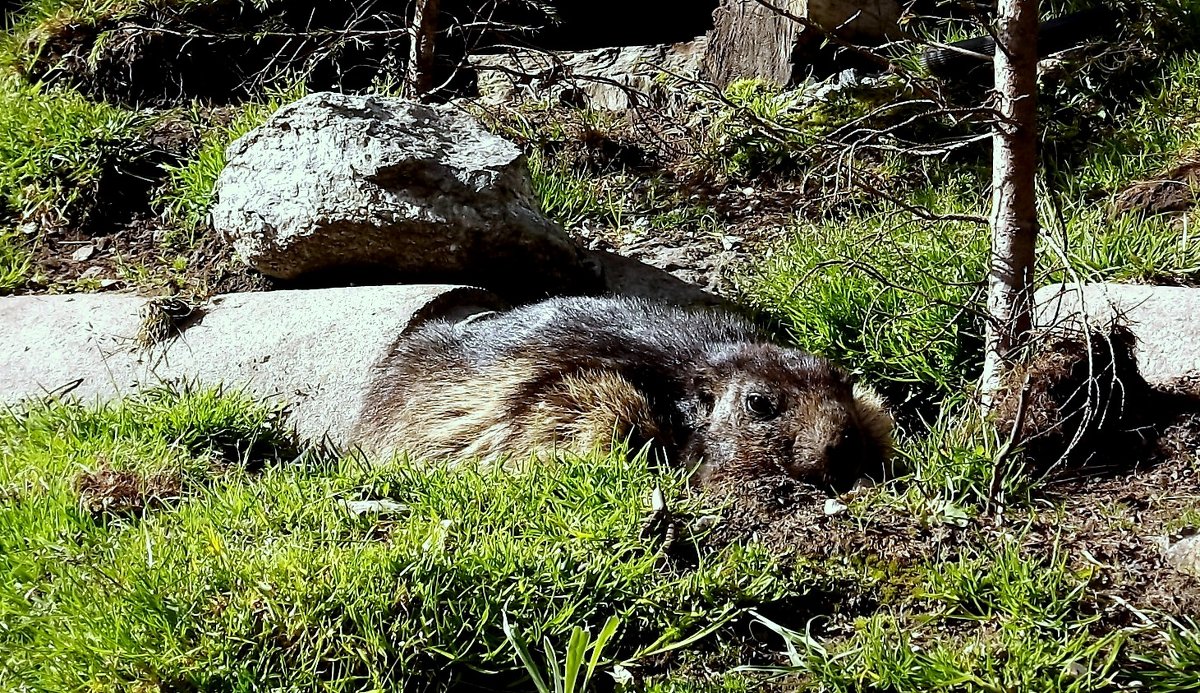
1165,533 -> 1200,578
1034,283 -> 1200,386
340,499 -> 409,516
824,498 -> 848,515
0,285 -> 504,445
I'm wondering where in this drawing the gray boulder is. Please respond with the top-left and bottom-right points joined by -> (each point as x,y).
1034,283 -> 1200,386
211,92 -> 597,300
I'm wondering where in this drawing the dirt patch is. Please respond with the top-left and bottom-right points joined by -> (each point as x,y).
16,109 -> 269,298
24,214 -> 270,298
981,328 -> 1200,618
1040,446 -> 1200,621
687,369 -> 1200,646
701,475 -> 951,581
698,474 -> 947,609
992,325 -> 1156,472
1111,160 -> 1200,218
638,474 -> 958,682
76,467 -> 183,519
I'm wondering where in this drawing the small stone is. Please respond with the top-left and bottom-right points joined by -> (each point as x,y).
99,279 -> 120,289
71,245 -> 96,262
1164,532 -> 1200,577
79,266 -> 104,280
339,499 -> 409,516
823,498 -> 848,515
640,245 -> 692,271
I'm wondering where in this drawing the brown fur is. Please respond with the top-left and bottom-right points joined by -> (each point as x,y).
356,358 -> 663,464
354,296 -> 893,490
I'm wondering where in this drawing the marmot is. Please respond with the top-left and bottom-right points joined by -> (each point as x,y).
353,296 -> 894,491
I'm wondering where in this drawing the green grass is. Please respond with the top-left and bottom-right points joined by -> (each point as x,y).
526,152 -> 722,238
4,2 -> 1200,690
1133,619 -> 1200,690
742,177 -> 989,409
739,537 -> 1186,692
0,388 -> 804,691
0,76 -> 142,226
0,0 -> 193,73
1047,199 -> 1200,284
526,150 -> 628,230
1,386 -> 1198,690
743,171 -> 1200,416
1059,50 -> 1200,197
0,227 -> 31,293
698,79 -> 872,181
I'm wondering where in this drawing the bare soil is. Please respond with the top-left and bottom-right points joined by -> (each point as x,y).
1111,159 -> 1200,219
75,466 -> 183,519
16,108 -> 269,298
28,216 -> 270,298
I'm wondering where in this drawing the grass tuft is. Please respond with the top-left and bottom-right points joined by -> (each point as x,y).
0,226 -> 31,293
0,76 -> 142,226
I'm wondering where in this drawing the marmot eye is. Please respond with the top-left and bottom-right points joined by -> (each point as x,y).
744,392 -> 776,418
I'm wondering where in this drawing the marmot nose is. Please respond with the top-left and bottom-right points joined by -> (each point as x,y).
822,430 -> 864,490
822,430 -> 855,458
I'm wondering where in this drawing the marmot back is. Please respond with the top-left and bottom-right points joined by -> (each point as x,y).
353,296 -> 893,490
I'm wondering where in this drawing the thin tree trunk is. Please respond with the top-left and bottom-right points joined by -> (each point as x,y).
981,0 -> 1039,405
406,0 -> 440,97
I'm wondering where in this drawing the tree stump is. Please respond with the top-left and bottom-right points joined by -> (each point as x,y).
702,0 -> 901,88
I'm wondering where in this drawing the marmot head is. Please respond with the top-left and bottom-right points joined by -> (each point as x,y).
685,343 -> 894,492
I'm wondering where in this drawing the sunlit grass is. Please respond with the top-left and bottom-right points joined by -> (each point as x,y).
0,226 -> 31,293
0,76 -> 143,226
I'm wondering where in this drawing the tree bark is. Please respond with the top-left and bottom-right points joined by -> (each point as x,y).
701,0 -> 900,89
406,0 -> 440,97
981,0 -> 1039,405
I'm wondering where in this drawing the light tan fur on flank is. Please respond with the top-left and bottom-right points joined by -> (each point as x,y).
359,362 -> 659,465
531,370 -> 663,454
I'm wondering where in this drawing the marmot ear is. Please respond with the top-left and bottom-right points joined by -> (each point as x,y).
851,383 -> 895,461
